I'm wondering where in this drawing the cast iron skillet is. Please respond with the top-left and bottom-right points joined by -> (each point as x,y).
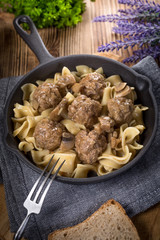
4,15 -> 158,184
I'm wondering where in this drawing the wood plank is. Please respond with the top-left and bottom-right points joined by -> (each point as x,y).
0,184 -> 25,240
132,202 -> 160,240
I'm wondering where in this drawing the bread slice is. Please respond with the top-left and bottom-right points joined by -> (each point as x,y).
48,199 -> 140,240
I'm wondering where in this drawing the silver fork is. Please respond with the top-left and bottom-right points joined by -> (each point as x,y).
14,155 -> 65,240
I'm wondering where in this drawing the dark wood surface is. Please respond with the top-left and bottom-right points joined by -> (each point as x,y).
0,1 -> 160,239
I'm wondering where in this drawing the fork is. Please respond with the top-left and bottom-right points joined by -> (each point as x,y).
14,155 -> 65,240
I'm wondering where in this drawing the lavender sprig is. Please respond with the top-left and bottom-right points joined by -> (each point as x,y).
93,0 -> 160,63
118,0 -> 160,9
123,45 -> 160,63
93,12 -> 160,23
113,21 -> 160,37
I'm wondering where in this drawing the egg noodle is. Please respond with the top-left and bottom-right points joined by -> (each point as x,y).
12,66 -> 148,178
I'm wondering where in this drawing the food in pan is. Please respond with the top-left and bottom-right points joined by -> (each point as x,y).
12,65 -> 148,178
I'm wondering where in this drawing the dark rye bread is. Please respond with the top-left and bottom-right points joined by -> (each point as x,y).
48,199 -> 140,240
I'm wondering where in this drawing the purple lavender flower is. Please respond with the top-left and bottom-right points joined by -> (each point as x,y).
93,0 -> 160,63
123,46 -> 160,63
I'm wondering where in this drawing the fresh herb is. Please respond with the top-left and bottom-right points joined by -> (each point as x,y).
93,0 -> 160,64
0,0 -> 95,29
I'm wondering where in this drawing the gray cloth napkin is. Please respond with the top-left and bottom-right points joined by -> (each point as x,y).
0,56 -> 160,240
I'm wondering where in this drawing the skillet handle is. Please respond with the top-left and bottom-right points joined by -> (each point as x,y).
13,15 -> 54,64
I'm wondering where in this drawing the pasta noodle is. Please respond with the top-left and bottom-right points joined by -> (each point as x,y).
61,119 -> 86,135
12,65 -> 148,178
106,75 -> 122,86
31,150 -> 76,177
19,141 -> 34,153
101,86 -> 115,106
72,164 -> 97,178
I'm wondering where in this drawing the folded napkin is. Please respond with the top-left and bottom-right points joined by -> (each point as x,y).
0,56 -> 160,240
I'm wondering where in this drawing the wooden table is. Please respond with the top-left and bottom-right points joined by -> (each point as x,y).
0,1 -> 160,239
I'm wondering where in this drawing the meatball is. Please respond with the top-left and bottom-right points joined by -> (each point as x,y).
75,130 -> 107,164
107,97 -> 134,125
94,116 -> 115,134
33,118 -> 63,150
32,82 -> 62,113
56,74 -> 76,89
79,72 -> 106,100
68,95 -> 102,128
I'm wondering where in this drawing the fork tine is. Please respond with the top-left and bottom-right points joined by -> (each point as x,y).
52,159 -> 66,179
39,160 -> 65,206
27,155 -> 55,201
33,157 -> 61,203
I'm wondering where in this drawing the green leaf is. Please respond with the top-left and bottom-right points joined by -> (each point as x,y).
0,0 -> 94,28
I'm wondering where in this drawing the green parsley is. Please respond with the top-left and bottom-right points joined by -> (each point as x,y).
0,0 -> 95,28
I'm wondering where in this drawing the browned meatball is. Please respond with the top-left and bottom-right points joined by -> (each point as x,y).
56,74 -> 76,89
33,118 -> 63,150
94,116 -> 115,134
75,130 -> 107,164
107,97 -> 134,125
79,72 -> 105,100
32,82 -> 62,113
68,95 -> 102,128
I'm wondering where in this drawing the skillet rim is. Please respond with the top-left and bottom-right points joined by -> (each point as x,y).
3,54 -> 158,184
